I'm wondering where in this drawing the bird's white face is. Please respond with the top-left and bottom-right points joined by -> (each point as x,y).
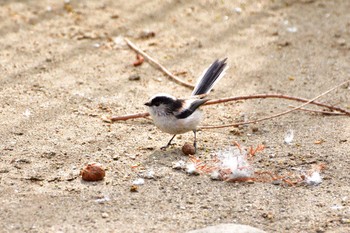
147,102 -> 170,117
145,94 -> 182,134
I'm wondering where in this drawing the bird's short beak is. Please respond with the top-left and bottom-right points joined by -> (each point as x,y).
144,101 -> 151,106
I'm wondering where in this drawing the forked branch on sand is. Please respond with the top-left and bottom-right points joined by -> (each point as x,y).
105,81 -> 350,127
109,38 -> 349,128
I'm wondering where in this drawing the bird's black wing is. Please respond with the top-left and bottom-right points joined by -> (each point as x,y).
175,99 -> 208,119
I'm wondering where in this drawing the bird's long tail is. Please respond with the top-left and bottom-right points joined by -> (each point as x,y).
191,58 -> 228,96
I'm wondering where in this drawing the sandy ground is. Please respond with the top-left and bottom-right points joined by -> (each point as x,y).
0,0 -> 349,232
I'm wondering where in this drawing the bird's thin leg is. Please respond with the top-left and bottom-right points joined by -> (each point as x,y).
161,134 -> 176,150
193,130 -> 197,153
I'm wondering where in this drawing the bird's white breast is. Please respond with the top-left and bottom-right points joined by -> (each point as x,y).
148,107 -> 203,135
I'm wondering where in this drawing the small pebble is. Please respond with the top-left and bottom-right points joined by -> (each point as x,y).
341,218 -> 350,224
262,212 -> 274,219
128,74 -> 141,81
110,14 -> 119,19
95,196 -> 110,203
277,41 -> 291,47
93,43 -> 100,48
101,212 -> 109,218
272,180 -> 282,185
186,223 -> 267,233
113,36 -> 127,48
132,178 -> 145,185
112,155 -> 120,161
233,7 -> 242,13
130,185 -> 138,192
23,109 -> 31,118
337,38 -> 346,46
229,128 -> 242,136
139,29 -> 156,39
286,26 -> 298,33
0,169 -> 10,173
128,154 -> 137,160
144,170 -> 155,179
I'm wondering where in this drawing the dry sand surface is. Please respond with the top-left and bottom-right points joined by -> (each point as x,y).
0,0 -> 349,232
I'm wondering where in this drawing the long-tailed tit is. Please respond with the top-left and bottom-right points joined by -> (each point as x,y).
145,58 -> 228,152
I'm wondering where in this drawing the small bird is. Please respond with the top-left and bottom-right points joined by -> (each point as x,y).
145,58 -> 228,152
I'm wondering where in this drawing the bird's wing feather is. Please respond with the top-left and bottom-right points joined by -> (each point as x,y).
175,99 -> 208,119
191,58 -> 228,96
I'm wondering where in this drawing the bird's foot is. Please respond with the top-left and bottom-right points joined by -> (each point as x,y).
160,143 -> 175,151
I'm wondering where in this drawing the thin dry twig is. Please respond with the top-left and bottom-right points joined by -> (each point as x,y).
103,112 -> 150,122
205,94 -> 350,115
200,80 -> 349,129
124,38 -> 195,89
287,105 -> 346,115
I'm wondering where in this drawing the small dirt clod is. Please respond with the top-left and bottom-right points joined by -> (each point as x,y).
80,163 -> 105,181
182,143 -> 196,155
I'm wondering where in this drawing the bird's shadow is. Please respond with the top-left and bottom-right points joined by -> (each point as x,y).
142,147 -> 186,167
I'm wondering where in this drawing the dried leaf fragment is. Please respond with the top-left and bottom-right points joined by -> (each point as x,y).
133,54 -> 144,67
